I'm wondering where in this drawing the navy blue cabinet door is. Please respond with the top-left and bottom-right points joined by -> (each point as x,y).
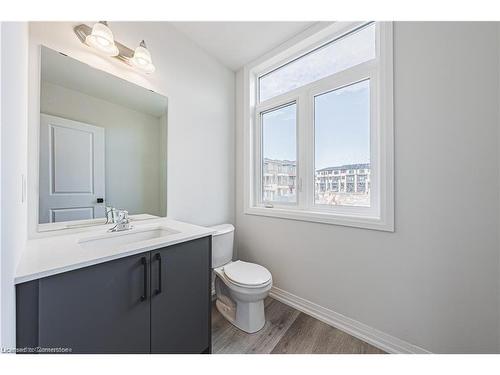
36,253 -> 151,353
150,237 -> 211,353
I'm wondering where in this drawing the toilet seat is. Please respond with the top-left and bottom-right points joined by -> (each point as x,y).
223,260 -> 272,288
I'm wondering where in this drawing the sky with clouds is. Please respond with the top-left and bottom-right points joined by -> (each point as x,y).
261,24 -> 373,170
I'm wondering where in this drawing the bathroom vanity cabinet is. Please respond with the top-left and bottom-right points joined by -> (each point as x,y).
16,236 -> 212,354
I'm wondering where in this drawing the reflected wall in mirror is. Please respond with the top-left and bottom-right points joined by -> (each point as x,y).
38,46 -> 167,226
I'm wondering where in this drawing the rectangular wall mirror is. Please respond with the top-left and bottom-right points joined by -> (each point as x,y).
38,46 -> 167,229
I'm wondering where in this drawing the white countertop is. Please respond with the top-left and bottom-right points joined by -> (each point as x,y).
16,218 -> 215,284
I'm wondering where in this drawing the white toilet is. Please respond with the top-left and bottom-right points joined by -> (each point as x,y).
211,224 -> 272,333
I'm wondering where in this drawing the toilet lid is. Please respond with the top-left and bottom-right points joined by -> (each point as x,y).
223,261 -> 272,287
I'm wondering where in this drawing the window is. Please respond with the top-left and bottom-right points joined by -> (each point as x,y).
314,80 -> 370,207
244,22 -> 394,231
261,103 -> 297,203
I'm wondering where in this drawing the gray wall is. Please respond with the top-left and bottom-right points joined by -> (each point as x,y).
40,81 -> 164,218
235,22 -> 500,353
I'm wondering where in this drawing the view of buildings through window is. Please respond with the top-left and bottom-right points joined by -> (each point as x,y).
315,163 -> 370,206
262,159 -> 370,206
262,158 -> 297,202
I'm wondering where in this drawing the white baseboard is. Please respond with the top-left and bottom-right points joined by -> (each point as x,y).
269,286 -> 431,354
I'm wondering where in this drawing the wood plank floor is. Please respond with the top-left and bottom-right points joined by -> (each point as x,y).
212,297 -> 386,354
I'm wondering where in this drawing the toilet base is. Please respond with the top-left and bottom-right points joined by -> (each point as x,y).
234,299 -> 266,333
214,272 -> 270,334
215,297 -> 266,334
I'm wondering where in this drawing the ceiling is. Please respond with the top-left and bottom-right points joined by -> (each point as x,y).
41,46 -> 167,117
170,22 -> 316,71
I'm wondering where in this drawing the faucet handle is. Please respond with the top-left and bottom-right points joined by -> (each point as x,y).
107,210 -> 132,232
117,210 -> 129,223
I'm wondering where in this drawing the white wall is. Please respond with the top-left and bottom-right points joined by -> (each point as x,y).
40,81 -> 164,218
0,22 -> 29,349
0,20 -> 3,348
235,22 -> 500,353
1,20 -> 3,346
29,22 -> 235,229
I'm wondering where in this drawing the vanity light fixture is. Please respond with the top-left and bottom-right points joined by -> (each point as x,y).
74,22 -> 156,74
130,40 -> 156,74
84,21 -> 119,57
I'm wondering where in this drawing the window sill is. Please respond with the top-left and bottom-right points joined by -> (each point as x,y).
244,206 -> 394,232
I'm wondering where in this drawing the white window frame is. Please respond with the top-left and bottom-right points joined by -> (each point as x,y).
243,21 -> 394,231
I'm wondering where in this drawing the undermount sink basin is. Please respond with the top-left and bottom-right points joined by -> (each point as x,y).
78,226 -> 180,249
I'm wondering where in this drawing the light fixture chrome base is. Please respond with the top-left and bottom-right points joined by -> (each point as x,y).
74,24 -> 134,64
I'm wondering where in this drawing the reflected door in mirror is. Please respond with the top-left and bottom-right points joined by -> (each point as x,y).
39,114 -> 105,223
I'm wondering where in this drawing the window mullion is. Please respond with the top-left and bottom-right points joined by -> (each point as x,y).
297,92 -> 311,210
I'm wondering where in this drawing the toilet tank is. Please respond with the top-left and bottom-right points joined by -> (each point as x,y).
211,224 -> 235,268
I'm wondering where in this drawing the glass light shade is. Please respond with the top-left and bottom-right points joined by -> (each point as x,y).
85,22 -> 119,56
130,41 -> 155,74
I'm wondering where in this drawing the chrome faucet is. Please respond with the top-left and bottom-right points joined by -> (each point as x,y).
105,205 -> 116,224
108,209 -> 133,232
